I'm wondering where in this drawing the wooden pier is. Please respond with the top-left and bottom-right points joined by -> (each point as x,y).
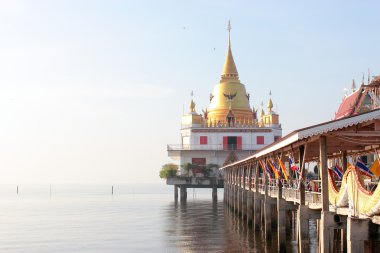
223,109 -> 380,253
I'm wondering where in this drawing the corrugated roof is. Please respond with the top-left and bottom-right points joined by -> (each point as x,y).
223,108 -> 380,168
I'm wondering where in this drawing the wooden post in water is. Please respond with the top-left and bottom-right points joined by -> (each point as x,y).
264,159 -> 272,240
112,185 -> 114,195
212,185 -> 217,201
174,185 -> 178,201
253,162 -> 261,231
180,186 -> 187,202
241,165 -> 247,219
239,166 -> 243,216
277,172 -> 287,253
17,185 -> 18,194
298,145 -> 310,253
233,169 -> 236,212
319,135 -> 332,253
224,169 -> 231,208
247,163 -> 253,226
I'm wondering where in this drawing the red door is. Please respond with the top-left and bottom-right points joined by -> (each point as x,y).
223,136 -> 228,150
237,136 -> 242,150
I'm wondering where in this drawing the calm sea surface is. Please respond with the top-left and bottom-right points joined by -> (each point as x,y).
0,184 -> 309,252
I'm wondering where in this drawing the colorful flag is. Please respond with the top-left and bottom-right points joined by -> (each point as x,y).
260,160 -> 272,180
288,157 -> 298,171
278,159 -> 289,181
370,159 -> 380,176
267,159 -> 279,179
333,164 -> 343,180
356,159 -> 373,177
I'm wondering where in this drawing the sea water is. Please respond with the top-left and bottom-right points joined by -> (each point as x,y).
0,184 -> 304,252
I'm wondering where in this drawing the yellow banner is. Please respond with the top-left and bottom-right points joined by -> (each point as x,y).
278,159 -> 289,181
370,159 -> 380,176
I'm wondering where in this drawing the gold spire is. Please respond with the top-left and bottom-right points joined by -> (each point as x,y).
267,98 -> 273,112
221,20 -> 239,80
260,108 -> 265,117
189,99 -> 196,113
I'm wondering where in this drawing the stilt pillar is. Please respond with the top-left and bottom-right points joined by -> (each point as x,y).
298,205 -> 310,253
212,185 -> 217,201
180,186 -> 187,202
264,196 -> 272,240
174,185 -> 178,201
247,165 -> 253,226
299,145 -> 306,205
253,193 -> 261,230
277,178 -> 286,253
347,217 -> 369,253
247,191 -> 253,226
319,135 -> 332,253
319,211 -> 335,253
241,166 -> 247,218
277,199 -> 287,252
253,163 -> 261,231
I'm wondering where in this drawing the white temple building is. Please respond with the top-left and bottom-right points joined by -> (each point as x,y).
167,22 -> 282,175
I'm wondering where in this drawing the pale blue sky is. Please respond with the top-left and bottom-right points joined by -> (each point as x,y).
0,1 -> 379,184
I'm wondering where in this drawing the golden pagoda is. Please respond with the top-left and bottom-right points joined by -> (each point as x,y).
261,96 -> 280,126
208,21 -> 253,124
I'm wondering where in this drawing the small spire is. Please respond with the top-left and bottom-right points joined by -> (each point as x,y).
362,73 -> 365,85
267,91 -> 273,112
368,68 -> 371,84
189,91 -> 196,113
351,79 -> 356,92
221,20 -> 239,80
267,98 -> 273,112
189,99 -> 196,113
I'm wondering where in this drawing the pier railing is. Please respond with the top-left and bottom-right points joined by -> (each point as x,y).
230,176 -> 323,206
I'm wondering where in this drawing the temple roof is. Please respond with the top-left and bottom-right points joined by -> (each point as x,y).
335,88 -> 362,120
207,21 -> 252,122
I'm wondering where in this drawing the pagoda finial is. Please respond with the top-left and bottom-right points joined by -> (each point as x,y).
352,79 -> 356,92
221,20 -> 239,80
362,73 -> 365,85
368,68 -> 371,84
189,90 -> 196,113
267,98 -> 273,112
267,91 -> 273,112
260,108 -> 265,117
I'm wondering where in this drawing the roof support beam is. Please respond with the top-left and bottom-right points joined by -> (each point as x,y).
320,136 -> 329,211
299,145 -> 306,206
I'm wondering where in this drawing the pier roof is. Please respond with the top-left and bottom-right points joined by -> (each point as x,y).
223,108 -> 380,168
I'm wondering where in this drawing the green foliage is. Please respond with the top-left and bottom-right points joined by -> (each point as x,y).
205,163 -> 219,176
182,163 -> 193,175
177,163 -> 220,177
206,163 -> 219,170
159,163 -> 178,179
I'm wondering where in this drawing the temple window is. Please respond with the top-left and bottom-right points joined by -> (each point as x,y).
200,136 -> 208,145
257,136 -> 264,145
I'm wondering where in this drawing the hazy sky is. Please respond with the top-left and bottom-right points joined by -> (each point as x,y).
0,1 -> 379,184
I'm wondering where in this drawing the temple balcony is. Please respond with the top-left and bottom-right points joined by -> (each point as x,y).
167,144 -> 256,151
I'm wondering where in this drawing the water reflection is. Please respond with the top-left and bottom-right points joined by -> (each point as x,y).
163,200 -> 264,252
162,197 -> 318,253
